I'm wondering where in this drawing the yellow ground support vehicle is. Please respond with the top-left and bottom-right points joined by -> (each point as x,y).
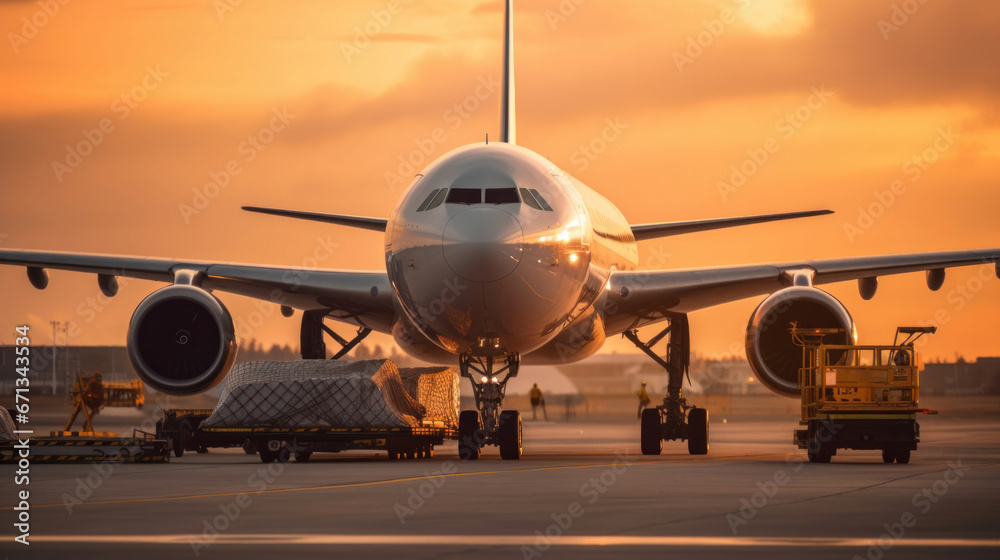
792,325 -> 937,464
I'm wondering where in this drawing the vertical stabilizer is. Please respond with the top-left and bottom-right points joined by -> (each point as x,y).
500,0 -> 516,144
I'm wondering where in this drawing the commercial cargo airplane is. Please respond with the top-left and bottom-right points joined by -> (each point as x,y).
1,0 -> 997,460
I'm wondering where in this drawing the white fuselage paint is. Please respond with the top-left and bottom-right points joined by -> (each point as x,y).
385,142 -> 638,364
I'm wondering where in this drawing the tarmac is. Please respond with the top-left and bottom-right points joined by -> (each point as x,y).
3,408 -> 999,559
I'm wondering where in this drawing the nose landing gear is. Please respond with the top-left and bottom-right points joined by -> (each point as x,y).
458,351 -> 522,460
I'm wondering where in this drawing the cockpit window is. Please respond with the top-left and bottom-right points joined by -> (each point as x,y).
446,188 -> 482,204
519,188 -> 542,210
528,189 -> 553,211
425,188 -> 448,210
416,189 -> 441,212
485,188 -> 519,204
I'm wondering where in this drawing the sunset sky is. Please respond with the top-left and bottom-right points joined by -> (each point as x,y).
1,0 -> 997,363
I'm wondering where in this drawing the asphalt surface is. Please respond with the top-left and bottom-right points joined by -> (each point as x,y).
3,411 -> 998,559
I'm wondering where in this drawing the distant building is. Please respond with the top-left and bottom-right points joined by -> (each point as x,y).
0,345 -> 137,395
921,357 -> 1000,395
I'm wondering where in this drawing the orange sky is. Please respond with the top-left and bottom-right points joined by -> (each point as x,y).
1,0 -> 998,362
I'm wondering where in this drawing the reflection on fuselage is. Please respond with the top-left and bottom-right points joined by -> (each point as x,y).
386,143 -> 637,364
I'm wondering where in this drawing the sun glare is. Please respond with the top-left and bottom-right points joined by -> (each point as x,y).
738,0 -> 812,36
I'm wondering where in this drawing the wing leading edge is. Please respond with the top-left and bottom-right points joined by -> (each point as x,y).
604,248 -> 1000,334
0,249 -> 395,333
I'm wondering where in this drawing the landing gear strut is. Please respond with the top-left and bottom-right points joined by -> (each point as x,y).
457,349 -> 522,460
624,313 -> 709,456
300,310 -> 372,360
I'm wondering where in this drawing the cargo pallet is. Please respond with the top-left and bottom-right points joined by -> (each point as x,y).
156,409 -> 456,463
792,326 -> 937,464
0,430 -> 170,464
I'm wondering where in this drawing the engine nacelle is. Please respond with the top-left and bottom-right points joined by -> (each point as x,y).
127,285 -> 237,395
745,287 -> 857,398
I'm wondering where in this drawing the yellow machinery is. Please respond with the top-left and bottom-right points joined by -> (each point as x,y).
791,325 -> 936,464
57,371 -> 145,436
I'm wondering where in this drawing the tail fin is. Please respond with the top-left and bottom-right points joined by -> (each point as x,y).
500,0 -> 516,144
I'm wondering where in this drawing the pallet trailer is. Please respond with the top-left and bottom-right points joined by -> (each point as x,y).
156,409 -> 456,463
792,325 -> 937,464
0,430 -> 170,464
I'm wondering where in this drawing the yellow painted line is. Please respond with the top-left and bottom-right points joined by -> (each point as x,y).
26,534 -> 1000,547
7,452 -> 784,511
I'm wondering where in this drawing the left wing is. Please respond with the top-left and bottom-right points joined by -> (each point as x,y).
604,248 -> 1000,334
0,249 -> 396,333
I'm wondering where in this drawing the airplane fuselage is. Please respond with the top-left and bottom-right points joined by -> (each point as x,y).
385,142 -> 637,364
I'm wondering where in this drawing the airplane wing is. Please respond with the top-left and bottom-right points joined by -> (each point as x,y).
604,249 -> 1000,334
0,249 -> 396,333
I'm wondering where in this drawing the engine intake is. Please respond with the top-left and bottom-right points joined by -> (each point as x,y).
745,287 -> 857,398
127,285 -> 237,395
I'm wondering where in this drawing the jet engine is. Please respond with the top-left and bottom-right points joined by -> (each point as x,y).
745,287 -> 857,398
127,285 -> 237,395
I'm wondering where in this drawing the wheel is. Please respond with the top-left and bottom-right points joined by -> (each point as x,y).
640,408 -> 662,456
882,448 -> 896,463
259,448 -> 276,463
242,440 -> 257,455
895,446 -> 911,464
294,450 -> 312,463
276,446 -> 291,463
458,410 -> 482,461
687,407 -> 709,455
807,437 -> 832,463
499,410 -> 522,460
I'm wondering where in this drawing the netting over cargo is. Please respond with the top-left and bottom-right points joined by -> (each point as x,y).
201,360 -> 459,430
0,407 -> 15,441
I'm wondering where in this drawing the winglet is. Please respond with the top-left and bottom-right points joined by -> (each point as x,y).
500,0 -> 516,144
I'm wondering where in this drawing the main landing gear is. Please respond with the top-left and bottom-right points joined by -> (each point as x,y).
457,349 -> 522,461
624,313 -> 709,456
300,310 -> 372,360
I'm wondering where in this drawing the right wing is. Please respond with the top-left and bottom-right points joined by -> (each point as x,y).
0,249 -> 396,333
604,248 -> 1000,334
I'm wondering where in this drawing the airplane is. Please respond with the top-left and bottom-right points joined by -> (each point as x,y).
1,0 -> 997,461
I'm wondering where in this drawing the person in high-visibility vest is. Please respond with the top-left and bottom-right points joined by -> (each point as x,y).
529,383 -> 547,420
637,381 -> 651,419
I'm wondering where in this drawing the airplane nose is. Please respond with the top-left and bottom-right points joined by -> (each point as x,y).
443,207 -> 523,282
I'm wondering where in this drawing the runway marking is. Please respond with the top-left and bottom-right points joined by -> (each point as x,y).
27,534 -> 1000,548
9,452 -> 786,511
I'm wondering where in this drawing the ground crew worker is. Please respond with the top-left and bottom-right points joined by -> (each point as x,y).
529,383 -> 547,420
637,381 -> 651,419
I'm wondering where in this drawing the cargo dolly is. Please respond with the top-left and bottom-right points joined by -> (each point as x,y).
156,409 -> 456,463
792,325 -> 937,464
